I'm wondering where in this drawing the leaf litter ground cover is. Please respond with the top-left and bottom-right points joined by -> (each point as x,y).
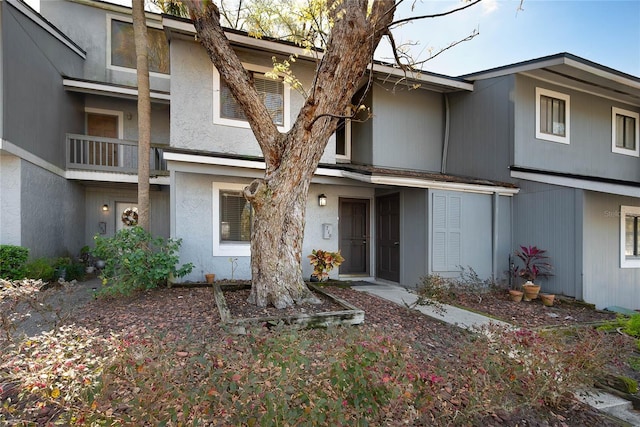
0,279 -> 632,426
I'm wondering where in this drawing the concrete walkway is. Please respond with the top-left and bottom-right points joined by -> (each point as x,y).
354,281 -> 640,426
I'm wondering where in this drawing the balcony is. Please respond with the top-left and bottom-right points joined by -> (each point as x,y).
66,134 -> 168,177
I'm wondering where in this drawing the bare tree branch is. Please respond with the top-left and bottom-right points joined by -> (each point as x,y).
391,0 -> 482,27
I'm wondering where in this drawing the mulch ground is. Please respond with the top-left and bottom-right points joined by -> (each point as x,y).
3,279 -> 630,426
450,288 -> 619,329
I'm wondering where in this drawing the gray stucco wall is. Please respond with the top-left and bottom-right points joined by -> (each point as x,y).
40,0 -> 170,92
84,185 -> 170,246
583,191 -> 640,309
84,94 -> 170,144
3,0 -> 84,169
513,75 -> 640,182
20,161 -> 85,259
512,180 -> 581,297
0,154 -> 21,246
446,75 -> 515,183
172,169 -> 373,282
371,85 -> 444,172
170,38 -> 322,158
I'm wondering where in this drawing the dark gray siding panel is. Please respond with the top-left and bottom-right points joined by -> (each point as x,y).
350,89 -> 373,165
371,85 -> 443,172
513,75 -> 640,182
20,161 -> 85,258
400,188 -> 427,287
446,76 -> 515,183
3,2 -> 84,167
512,181 -> 580,297
583,192 -> 640,309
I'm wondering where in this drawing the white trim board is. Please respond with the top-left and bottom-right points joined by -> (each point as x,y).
63,79 -> 171,102
511,170 -> 640,198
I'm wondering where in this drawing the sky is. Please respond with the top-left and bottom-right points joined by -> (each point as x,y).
28,0 -> 640,78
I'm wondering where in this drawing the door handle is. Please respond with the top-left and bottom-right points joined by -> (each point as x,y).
394,242 -> 399,246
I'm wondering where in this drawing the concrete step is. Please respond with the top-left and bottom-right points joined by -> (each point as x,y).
577,390 -> 640,426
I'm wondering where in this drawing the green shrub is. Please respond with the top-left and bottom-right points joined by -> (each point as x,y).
0,245 -> 29,279
24,258 -> 55,282
92,227 -> 193,296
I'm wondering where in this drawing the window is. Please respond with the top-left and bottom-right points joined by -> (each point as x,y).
335,108 -> 352,161
213,65 -> 290,131
108,16 -> 170,75
220,74 -> 284,125
535,87 -> 570,144
212,183 -> 252,256
612,107 -> 639,157
220,190 -> 253,242
620,206 -> 640,268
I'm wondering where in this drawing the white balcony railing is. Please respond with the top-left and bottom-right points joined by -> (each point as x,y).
66,134 -> 167,175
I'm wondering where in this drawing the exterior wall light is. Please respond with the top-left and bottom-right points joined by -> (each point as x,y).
102,204 -> 109,212
318,194 -> 327,207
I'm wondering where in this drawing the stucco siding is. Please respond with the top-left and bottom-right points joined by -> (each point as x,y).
172,169 -> 374,282
583,191 -> 640,309
371,85 -> 443,172
0,154 -> 21,245
513,75 -> 640,182
40,0 -> 170,92
3,1 -> 84,168
84,186 -> 170,246
84,95 -> 170,144
20,161 -> 85,258
170,39 -> 318,158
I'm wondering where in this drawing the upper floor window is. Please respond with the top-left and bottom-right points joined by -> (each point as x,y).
213,65 -> 290,131
535,87 -> 570,144
621,205 -> 640,268
612,107 -> 639,157
108,16 -> 170,76
335,108 -> 352,162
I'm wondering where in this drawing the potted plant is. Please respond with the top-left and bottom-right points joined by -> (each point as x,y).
513,245 -> 553,301
308,249 -> 344,282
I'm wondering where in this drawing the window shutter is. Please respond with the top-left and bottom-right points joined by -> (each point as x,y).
432,193 -> 462,272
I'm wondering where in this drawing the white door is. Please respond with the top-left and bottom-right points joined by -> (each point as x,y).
116,202 -> 139,232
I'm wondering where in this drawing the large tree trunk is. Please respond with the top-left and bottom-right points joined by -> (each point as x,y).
244,175 -> 319,308
133,0 -> 151,231
188,0 -> 395,308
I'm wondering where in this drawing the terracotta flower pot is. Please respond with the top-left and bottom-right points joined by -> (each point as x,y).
205,273 -> 216,284
509,289 -> 524,302
522,283 -> 541,301
540,293 -> 555,307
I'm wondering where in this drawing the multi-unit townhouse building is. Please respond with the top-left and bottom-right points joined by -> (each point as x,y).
1,0 -> 638,309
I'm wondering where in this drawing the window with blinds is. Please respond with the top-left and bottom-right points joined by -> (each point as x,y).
612,107 -> 639,156
220,190 -> 253,242
535,87 -> 570,144
621,206 -> 640,268
220,73 -> 284,125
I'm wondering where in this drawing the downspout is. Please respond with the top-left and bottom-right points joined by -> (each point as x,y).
492,191 -> 499,280
440,93 -> 450,174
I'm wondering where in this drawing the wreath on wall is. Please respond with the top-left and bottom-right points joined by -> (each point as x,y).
121,207 -> 139,227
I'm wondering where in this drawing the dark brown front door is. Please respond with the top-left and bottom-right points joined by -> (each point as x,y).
376,193 -> 400,282
339,199 -> 370,275
87,113 -> 119,166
